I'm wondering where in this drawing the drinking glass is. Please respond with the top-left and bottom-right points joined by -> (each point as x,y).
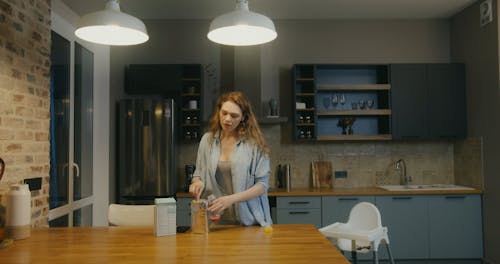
322,96 -> 330,110
339,94 -> 346,108
331,94 -> 338,108
359,100 -> 366,110
367,99 -> 374,109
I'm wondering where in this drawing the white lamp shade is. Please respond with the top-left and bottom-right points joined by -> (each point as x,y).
207,2 -> 277,46
75,1 -> 149,46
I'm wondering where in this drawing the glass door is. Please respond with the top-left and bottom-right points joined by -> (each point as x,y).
49,31 -> 94,226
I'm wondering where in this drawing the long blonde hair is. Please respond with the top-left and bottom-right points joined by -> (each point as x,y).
208,91 -> 270,153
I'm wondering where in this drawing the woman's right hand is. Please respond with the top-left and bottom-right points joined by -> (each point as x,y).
189,177 -> 204,200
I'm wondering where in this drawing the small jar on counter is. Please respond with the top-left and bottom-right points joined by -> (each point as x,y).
191,200 -> 208,234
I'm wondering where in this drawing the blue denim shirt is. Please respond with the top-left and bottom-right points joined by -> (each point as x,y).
193,131 -> 272,226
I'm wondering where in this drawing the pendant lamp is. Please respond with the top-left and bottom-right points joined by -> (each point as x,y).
207,0 -> 277,46
75,0 -> 149,46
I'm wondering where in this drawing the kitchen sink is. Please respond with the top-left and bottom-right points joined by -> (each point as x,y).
378,184 -> 474,191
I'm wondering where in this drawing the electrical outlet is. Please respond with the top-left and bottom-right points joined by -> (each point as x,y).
480,0 -> 493,27
334,171 -> 347,179
24,177 -> 42,191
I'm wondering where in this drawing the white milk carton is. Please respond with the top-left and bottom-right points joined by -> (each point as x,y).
154,198 -> 176,236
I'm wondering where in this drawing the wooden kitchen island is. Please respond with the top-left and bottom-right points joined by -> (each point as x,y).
0,224 -> 349,264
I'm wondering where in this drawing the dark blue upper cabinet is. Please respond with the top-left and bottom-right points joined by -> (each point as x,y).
391,64 -> 428,139
427,64 -> 466,139
125,64 -> 182,94
391,63 -> 466,140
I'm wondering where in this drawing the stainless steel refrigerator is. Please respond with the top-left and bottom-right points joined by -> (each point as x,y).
117,98 -> 176,204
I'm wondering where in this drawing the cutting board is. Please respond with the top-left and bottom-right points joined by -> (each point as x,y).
311,161 -> 333,188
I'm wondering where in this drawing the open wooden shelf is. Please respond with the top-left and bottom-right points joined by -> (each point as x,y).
293,64 -> 392,142
316,84 -> 390,91
316,134 -> 392,141
180,65 -> 203,142
317,109 -> 391,116
181,124 -> 201,127
296,123 -> 315,126
258,116 -> 289,124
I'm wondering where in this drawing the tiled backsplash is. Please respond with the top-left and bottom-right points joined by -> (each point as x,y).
454,138 -> 483,190
178,125 -> 483,190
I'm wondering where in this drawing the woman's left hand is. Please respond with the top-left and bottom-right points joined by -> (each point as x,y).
208,195 -> 234,214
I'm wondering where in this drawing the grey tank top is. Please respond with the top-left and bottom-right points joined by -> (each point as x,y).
215,160 -> 239,224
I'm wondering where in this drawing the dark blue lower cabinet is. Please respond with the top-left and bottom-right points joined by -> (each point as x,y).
176,197 -> 192,226
266,193 -> 482,261
276,196 -> 322,228
428,195 -> 483,259
376,195 -> 430,260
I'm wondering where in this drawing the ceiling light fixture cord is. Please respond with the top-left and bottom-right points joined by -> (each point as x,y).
236,0 -> 249,11
106,0 -> 120,11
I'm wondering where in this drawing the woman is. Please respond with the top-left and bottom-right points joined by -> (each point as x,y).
189,91 -> 272,226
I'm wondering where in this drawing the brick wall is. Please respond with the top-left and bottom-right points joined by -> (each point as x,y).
0,0 -> 51,227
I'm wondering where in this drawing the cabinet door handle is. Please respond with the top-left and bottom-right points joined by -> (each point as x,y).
445,196 -> 465,199
338,198 -> 359,201
288,201 -> 310,205
439,135 -> 457,139
392,196 -> 412,200
289,211 -> 310,215
400,136 -> 420,139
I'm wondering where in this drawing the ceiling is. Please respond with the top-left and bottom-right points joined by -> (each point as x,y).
62,0 -> 479,20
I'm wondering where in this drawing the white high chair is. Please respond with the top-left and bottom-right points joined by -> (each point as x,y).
108,204 -> 155,226
319,202 -> 395,264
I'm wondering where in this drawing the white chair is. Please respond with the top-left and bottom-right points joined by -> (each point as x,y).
319,202 -> 395,264
108,204 -> 155,226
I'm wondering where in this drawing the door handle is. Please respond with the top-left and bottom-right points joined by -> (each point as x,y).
289,211 -> 310,215
338,198 -> 359,201
288,201 -> 310,205
392,196 -> 412,200
72,163 -> 80,178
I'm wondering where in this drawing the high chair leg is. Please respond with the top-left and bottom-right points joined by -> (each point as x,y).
373,250 -> 379,264
386,243 -> 395,264
351,251 -> 358,264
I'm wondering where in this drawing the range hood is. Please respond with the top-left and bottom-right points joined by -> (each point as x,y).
219,46 -> 287,124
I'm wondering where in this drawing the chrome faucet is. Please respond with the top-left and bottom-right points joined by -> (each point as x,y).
395,159 -> 412,186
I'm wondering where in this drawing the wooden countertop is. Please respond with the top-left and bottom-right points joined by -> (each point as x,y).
176,187 -> 482,198
267,187 -> 482,196
0,225 -> 349,264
